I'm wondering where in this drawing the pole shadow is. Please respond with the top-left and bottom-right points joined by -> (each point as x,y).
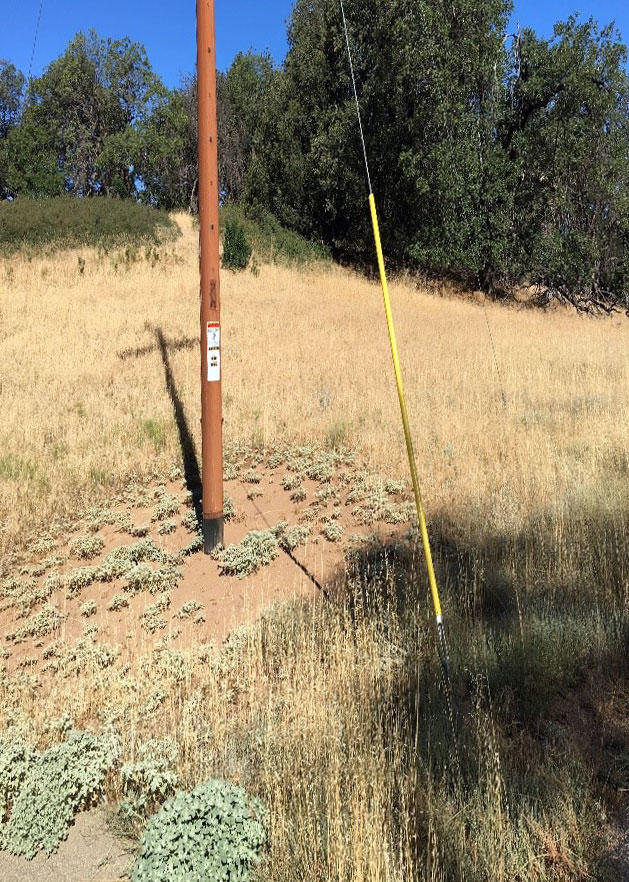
155,327 -> 203,527
248,496 -> 329,598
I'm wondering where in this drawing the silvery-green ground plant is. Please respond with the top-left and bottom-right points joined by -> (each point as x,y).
217,524 -> 286,578
131,779 -> 268,882
0,730 -> 118,858
68,535 -> 105,560
118,738 -> 179,824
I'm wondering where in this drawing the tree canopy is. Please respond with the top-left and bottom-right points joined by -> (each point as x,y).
1,11 -> 627,311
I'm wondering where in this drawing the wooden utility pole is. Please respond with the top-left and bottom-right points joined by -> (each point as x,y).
196,0 -> 224,553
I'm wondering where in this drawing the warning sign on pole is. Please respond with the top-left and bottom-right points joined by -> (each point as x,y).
207,322 -> 220,382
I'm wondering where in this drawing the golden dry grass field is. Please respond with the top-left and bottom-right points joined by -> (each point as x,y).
0,212 -> 628,881
2,212 -> 626,551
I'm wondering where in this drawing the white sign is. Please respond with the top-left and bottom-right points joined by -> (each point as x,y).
207,322 -> 221,382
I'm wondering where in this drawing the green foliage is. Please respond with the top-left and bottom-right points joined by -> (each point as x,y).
222,217 -> 252,270
3,11 -> 627,307
181,509 -> 200,533
321,520 -> 343,543
0,453 -> 39,482
0,730 -> 118,858
224,496 -> 236,521
66,565 -> 98,595
349,480 -> 412,525
140,595 -> 171,633
174,600 -> 203,620
5,604 -> 64,644
278,525 -> 311,551
99,538 -> 168,579
68,534 -> 104,560
1,574 -> 55,617
0,61 -> 25,140
218,52 -> 277,203
107,592 -> 129,612
45,637 -> 119,676
80,600 -> 97,618
152,493 -> 180,522
124,563 -> 181,595
217,525 -> 286,578
136,52 -> 276,211
118,738 -> 179,822
246,1 -> 629,309
140,418 -> 167,452
0,197 -> 177,254
242,467 -> 261,484
132,77 -> 197,211
506,18 -> 629,310
131,778 -> 268,882
2,30 -> 163,200
0,739 -> 32,826
222,203 -> 330,266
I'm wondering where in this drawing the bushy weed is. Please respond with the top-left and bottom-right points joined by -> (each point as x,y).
6,605 -> 64,644
131,778 -> 267,882
68,535 -> 104,560
0,197 -> 177,255
217,525 -> 285,578
0,730 -> 118,858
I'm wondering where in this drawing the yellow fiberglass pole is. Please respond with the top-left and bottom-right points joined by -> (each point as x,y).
368,195 -> 448,659
339,0 -> 449,675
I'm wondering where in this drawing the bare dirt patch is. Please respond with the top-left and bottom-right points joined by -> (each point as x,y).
0,809 -> 133,882
0,443 -> 411,692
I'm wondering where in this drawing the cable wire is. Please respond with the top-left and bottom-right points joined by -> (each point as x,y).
27,0 -> 45,83
482,302 -> 508,409
339,0 -> 372,194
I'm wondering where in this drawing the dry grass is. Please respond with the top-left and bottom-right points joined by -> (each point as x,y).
1,212 -> 627,554
1,212 -> 628,880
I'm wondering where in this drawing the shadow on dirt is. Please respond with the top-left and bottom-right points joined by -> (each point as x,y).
154,328 -> 203,527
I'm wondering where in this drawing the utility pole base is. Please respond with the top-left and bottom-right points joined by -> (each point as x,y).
203,516 -> 224,554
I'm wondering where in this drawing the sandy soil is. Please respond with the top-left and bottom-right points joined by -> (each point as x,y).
0,810 -> 133,882
0,450 -> 408,680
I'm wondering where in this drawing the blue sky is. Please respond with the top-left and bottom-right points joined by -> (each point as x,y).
3,0 -> 627,87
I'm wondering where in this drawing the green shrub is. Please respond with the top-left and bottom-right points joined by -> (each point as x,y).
131,779 -> 268,882
118,739 -> 179,823
80,600 -> 97,618
0,739 -> 33,825
217,524 -> 285,578
124,563 -> 181,595
279,525 -> 311,551
140,595 -> 171,633
5,604 -> 64,643
107,592 -> 129,612
99,538 -> 167,580
0,197 -> 178,255
152,493 -> 180,522
222,218 -> 252,270
0,730 -> 118,858
321,520 -> 343,542
221,204 -> 329,267
68,534 -> 104,560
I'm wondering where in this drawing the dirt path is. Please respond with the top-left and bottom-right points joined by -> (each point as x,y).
0,811 -> 133,882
